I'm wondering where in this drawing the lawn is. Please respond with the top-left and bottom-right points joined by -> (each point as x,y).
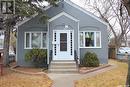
0,68 -> 52,87
75,60 -> 128,87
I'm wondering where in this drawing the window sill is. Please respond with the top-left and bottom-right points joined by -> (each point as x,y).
79,47 -> 102,49
24,48 -> 47,49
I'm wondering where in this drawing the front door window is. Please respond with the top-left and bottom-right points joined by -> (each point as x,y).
60,33 -> 67,51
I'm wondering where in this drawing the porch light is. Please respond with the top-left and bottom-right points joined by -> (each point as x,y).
65,25 -> 68,29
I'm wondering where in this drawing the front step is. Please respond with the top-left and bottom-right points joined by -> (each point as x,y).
49,60 -> 78,73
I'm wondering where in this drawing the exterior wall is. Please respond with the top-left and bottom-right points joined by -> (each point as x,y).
79,26 -> 108,64
17,16 -> 47,66
60,2 -> 108,64
17,0 -> 108,66
49,15 -> 78,59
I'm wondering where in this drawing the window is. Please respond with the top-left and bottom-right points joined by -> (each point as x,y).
80,31 -> 101,48
32,33 -> 41,48
25,32 -> 47,49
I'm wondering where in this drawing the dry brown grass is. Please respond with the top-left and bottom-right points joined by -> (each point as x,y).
75,60 -> 128,87
0,68 -> 52,87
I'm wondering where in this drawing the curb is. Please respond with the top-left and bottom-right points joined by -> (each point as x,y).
79,64 -> 112,74
10,65 -> 48,76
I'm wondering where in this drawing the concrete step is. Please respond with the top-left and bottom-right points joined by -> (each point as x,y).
49,69 -> 78,73
49,65 -> 77,69
51,60 -> 75,63
50,62 -> 76,66
49,70 -> 78,74
49,60 -> 78,74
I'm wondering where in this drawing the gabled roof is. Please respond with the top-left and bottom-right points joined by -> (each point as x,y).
16,13 -> 38,27
64,0 -> 108,26
48,12 -> 79,22
17,0 -> 108,27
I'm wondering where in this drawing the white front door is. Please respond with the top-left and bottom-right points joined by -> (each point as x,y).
52,30 -> 74,60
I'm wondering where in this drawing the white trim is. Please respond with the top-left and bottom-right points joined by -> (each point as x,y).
48,12 -> 79,22
47,23 -> 50,64
79,47 -> 102,49
77,21 -> 80,63
17,13 -> 38,27
52,30 -> 74,60
16,26 -> 18,62
79,31 -> 102,48
65,0 -> 108,26
24,31 -> 47,49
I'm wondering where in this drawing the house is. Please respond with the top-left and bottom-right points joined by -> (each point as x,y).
16,0 -> 108,67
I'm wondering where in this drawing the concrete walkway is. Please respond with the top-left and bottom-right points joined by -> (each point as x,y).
48,64 -> 117,87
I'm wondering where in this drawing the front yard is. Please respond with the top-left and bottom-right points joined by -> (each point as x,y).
0,68 -> 52,87
75,60 -> 128,87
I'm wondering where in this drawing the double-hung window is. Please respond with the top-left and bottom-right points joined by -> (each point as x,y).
80,31 -> 101,48
25,32 -> 47,49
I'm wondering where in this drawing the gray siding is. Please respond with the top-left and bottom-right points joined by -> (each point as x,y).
17,0 -> 108,66
79,26 -> 108,64
46,2 -> 108,64
49,15 -> 78,55
17,16 -> 47,66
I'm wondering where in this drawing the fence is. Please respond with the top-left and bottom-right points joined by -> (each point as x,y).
108,45 -> 116,59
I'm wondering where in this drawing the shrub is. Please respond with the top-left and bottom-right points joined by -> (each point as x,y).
25,48 -> 47,68
82,51 -> 99,67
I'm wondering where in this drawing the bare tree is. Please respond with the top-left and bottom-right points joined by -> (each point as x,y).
84,0 -> 130,50
121,0 -> 130,16
120,0 -> 130,86
84,0 -> 130,86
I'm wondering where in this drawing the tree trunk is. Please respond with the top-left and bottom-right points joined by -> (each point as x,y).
126,16 -> 130,87
3,25 -> 10,66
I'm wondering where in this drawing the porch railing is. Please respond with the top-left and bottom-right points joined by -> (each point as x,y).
49,50 -> 52,64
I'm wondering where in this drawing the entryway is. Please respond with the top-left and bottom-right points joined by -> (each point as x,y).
52,30 -> 74,60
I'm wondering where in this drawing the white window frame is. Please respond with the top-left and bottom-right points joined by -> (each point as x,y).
79,31 -> 102,48
24,31 -> 47,49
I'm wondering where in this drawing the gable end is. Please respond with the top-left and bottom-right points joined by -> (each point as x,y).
48,12 -> 79,22
65,0 -> 108,26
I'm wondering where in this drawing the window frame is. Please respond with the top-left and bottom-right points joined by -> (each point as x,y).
24,31 -> 47,49
79,31 -> 102,48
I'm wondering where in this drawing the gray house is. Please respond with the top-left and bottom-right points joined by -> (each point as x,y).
16,0 -> 108,67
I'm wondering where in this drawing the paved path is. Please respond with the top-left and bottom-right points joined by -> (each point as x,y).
48,64 -> 117,87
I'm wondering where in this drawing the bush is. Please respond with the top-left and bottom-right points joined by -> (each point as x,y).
82,52 -> 99,67
25,48 -> 47,68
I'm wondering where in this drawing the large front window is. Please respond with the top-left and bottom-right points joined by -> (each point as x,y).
80,31 -> 101,48
25,32 -> 47,49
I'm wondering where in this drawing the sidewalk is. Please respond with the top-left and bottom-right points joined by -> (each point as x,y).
48,64 -> 117,87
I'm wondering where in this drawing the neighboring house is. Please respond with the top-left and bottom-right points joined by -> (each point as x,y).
16,0 -> 108,67
126,35 -> 130,47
